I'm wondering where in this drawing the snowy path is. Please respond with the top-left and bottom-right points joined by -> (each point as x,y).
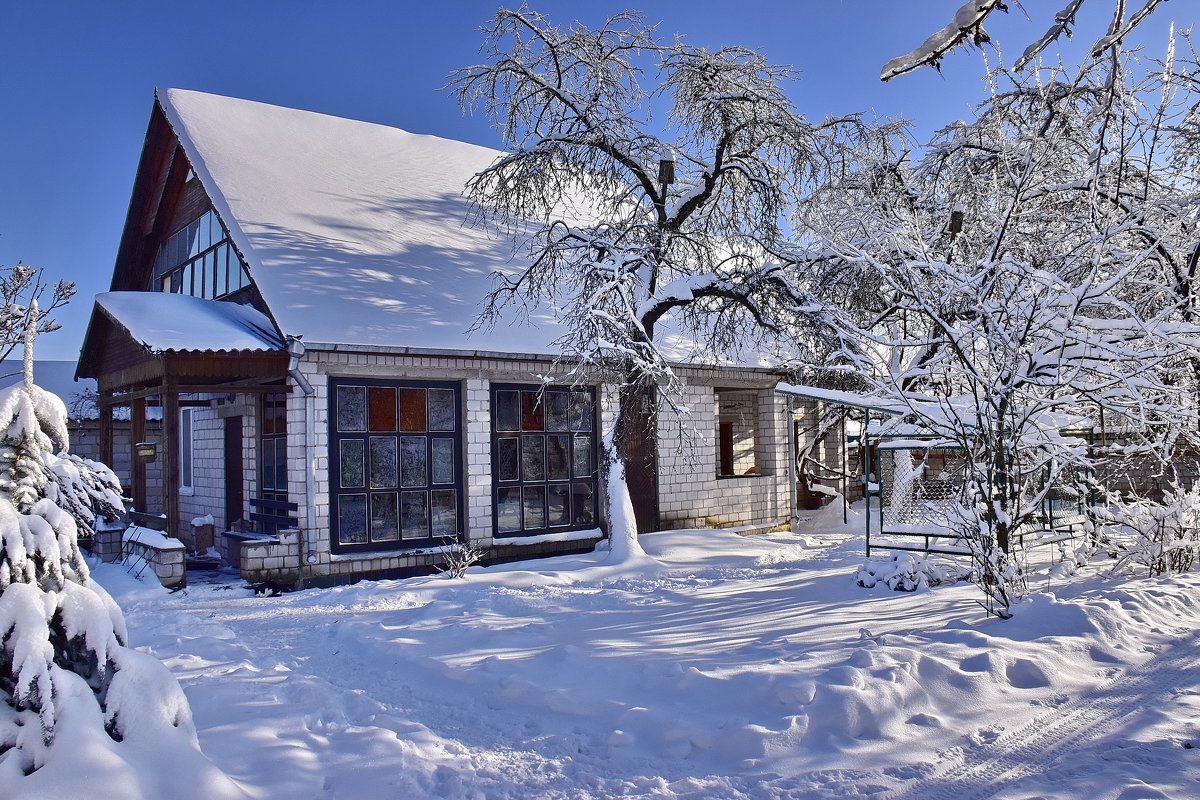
888,627 -> 1200,800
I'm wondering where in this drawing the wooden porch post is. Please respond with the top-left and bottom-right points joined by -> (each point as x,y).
99,390 -> 114,467
131,395 -> 146,511
164,381 -> 180,537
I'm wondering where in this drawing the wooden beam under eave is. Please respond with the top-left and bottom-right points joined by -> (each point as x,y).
131,395 -> 147,511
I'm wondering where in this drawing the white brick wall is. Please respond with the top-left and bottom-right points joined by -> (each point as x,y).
654,368 -> 791,531
178,400 -> 223,531
174,394 -> 259,536
252,348 -> 796,585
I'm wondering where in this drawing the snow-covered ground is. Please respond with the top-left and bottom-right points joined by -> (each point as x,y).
93,511 -> 1200,799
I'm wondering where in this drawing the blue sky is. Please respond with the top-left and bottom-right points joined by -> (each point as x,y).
0,1 -> 1180,360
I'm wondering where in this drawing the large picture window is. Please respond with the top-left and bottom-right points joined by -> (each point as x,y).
151,209 -> 252,299
330,379 -> 462,552
491,385 -> 597,538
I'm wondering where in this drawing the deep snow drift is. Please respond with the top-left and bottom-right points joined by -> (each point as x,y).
92,521 -> 1200,799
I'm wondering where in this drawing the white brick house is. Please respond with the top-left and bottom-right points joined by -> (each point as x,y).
77,90 -> 806,588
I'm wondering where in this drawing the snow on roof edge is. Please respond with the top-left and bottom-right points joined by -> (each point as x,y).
96,291 -> 285,355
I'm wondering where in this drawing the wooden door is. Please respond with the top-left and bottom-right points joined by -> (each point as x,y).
223,416 -> 244,530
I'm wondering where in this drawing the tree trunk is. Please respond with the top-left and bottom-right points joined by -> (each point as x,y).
614,380 -> 659,534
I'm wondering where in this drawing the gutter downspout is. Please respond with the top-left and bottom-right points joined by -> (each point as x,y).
786,394 -> 798,533
285,336 -> 318,576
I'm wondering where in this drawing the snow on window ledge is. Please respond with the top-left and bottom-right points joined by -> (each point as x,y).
492,528 -> 604,546
179,486 -> 195,496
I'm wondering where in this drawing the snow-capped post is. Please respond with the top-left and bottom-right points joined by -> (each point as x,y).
452,7 -> 861,561
21,299 -> 37,396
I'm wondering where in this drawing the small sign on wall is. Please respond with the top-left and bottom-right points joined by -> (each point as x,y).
135,441 -> 158,462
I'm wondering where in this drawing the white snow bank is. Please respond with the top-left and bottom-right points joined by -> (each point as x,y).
90,526 -> 1200,799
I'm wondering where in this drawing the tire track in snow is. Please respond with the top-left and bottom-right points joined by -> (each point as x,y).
885,630 -> 1200,800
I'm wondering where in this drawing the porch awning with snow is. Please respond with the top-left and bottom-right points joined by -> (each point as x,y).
76,292 -> 288,391
774,382 -> 909,416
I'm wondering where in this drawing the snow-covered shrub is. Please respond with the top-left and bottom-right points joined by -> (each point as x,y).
856,553 -> 969,592
0,377 -> 243,796
1101,484 -> 1200,577
437,539 -> 484,579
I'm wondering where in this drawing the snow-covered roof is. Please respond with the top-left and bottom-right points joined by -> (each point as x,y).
775,382 -> 909,415
154,89 -> 791,368
95,292 -> 283,354
157,88 -> 568,355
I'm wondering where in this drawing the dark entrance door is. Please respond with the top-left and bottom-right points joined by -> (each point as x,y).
625,420 -> 659,533
223,416 -> 244,529
621,384 -> 659,533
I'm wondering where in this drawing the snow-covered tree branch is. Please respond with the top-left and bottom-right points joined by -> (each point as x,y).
881,0 -> 1168,81
816,42 -> 1200,615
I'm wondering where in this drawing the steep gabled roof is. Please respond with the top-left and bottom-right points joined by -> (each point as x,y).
156,88 -> 562,354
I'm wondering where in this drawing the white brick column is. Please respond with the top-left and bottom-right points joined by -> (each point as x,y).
464,378 -> 492,545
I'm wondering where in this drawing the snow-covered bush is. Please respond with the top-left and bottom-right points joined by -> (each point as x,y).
857,553 -> 969,592
1101,484 -> 1200,577
0,368 -> 243,796
437,539 -> 484,579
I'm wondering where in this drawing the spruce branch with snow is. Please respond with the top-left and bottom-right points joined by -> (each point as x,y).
452,6 -> 862,554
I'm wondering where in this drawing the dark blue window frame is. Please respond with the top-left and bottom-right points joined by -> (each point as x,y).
329,378 -> 463,553
491,384 -> 598,538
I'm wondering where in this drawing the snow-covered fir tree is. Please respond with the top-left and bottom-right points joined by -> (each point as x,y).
0,300 -> 245,798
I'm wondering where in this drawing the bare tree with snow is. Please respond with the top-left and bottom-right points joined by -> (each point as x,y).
881,0 -> 1168,81
0,264 -> 73,382
451,6 -> 859,557
810,41 -> 1200,616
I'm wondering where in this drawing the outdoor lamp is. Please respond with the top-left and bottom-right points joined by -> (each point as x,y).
658,146 -> 675,187
948,204 -> 965,236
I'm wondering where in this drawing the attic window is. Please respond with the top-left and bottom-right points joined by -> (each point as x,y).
150,209 -> 252,299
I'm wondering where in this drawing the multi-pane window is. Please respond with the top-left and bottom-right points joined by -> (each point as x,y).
330,379 -> 462,552
491,385 -> 597,537
151,209 -> 252,299
260,392 -> 288,508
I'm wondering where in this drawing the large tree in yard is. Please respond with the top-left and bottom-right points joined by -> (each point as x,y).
881,0 -> 1168,81
808,37 -> 1200,616
452,6 -> 859,557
